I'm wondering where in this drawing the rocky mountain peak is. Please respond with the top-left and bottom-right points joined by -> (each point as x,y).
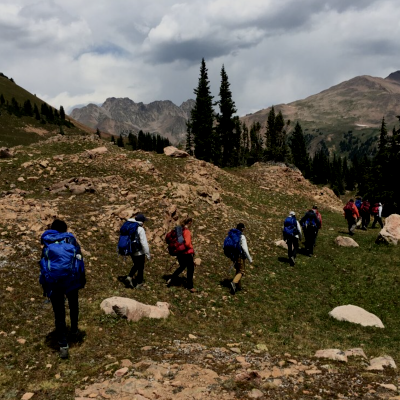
385,70 -> 400,83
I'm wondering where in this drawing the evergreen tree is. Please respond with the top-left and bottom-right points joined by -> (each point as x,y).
138,130 -> 145,150
189,58 -> 214,163
33,104 -> 40,120
60,106 -> 65,120
117,134 -> 125,147
265,107 -> 288,162
0,94 -> 4,105
128,132 -> 137,150
23,99 -> 33,116
185,122 -> 194,155
289,121 -> 310,176
378,117 -> 388,153
59,125 -> 65,136
111,135 -> 115,144
216,65 -> 237,167
249,122 -> 263,165
96,128 -> 101,138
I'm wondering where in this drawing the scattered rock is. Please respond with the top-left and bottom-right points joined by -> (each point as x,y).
274,239 -> 288,250
248,388 -> 264,398
379,383 -> 397,391
114,367 -> 129,377
314,349 -> 348,362
329,305 -> 384,328
120,359 -> 133,368
367,356 -> 397,371
86,146 -> 108,158
164,146 -> 189,158
376,214 -> 400,245
344,348 -> 367,359
335,236 -> 359,247
188,334 -> 197,339
100,297 -> 170,322
194,258 -> 201,266
21,393 -> 35,400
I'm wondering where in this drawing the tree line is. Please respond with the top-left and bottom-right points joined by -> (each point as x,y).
186,59 -> 400,211
111,130 -> 170,154
0,93 -> 73,128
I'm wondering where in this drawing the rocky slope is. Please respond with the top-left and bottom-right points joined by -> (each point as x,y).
1,134 -> 399,400
70,98 -> 195,143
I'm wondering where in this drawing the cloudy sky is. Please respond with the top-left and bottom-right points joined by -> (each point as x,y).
1,0 -> 399,116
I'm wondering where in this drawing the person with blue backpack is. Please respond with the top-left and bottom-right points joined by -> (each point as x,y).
300,207 -> 321,257
119,213 -> 151,289
283,211 -> 302,266
39,219 -> 85,359
223,223 -> 252,294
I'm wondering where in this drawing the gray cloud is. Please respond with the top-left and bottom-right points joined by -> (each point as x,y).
0,0 -> 399,117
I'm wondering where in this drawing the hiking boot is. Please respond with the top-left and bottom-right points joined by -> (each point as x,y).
289,256 -> 295,266
125,276 -> 134,288
230,282 -> 236,294
59,346 -> 69,359
135,283 -> 144,290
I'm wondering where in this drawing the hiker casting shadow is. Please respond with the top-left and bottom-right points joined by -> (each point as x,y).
166,217 -> 197,293
39,219 -> 85,359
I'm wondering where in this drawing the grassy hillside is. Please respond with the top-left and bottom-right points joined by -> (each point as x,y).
0,73 -> 93,147
0,135 -> 399,399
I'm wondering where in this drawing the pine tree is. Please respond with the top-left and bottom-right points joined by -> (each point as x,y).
216,65 -> 237,167
34,104 -> 40,120
249,122 -> 263,165
0,94 -> 5,105
289,122 -> 310,176
185,122 -> 194,155
378,117 -> 388,153
189,58 -> 214,163
265,107 -> 288,162
128,132 -> 137,150
60,106 -> 65,120
111,135 -> 115,144
23,99 -> 33,116
117,134 -> 125,147
96,128 -> 101,138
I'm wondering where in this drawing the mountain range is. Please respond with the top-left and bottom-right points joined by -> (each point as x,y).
241,71 -> 400,156
70,98 -> 195,142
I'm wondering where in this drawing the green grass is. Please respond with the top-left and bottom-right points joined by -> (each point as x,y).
0,135 -> 399,399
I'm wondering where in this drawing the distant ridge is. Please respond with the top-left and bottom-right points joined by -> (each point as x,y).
70,98 -> 195,143
240,71 -> 400,157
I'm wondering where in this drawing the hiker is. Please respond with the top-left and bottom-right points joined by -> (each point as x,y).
371,202 -> 384,229
39,219 -> 85,359
283,211 -> 302,266
227,223 -> 252,294
343,199 -> 359,235
313,205 -> 322,238
123,213 -> 151,289
167,217 -> 197,293
355,196 -> 362,211
300,207 -> 321,257
360,199 -> 371,230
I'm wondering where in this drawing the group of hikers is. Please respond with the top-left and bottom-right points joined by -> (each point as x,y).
282,205 -> 322,266
38,198 -> 383,359
38,214 -> 253,359
343,197 -> 384,235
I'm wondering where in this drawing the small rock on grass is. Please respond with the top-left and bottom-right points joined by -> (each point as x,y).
21,393 -> 35,400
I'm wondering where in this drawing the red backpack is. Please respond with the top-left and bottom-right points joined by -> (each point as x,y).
360,201 -> 370,213
371,204 -> 379,215
343,202 -> 354,217
165,227 -> 186,256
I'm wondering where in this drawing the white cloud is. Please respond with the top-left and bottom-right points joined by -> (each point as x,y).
0,0 -> 399,117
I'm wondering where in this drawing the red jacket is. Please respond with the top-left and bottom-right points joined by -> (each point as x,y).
182,228 -> 194,255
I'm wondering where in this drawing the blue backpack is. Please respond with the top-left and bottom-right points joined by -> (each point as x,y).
301,211 -> 318,230
283,216 -> 299,237
118,221 -> 141,256
39,230 -> 85,295
223,228 -> 242,261
355,199 -> 362,209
